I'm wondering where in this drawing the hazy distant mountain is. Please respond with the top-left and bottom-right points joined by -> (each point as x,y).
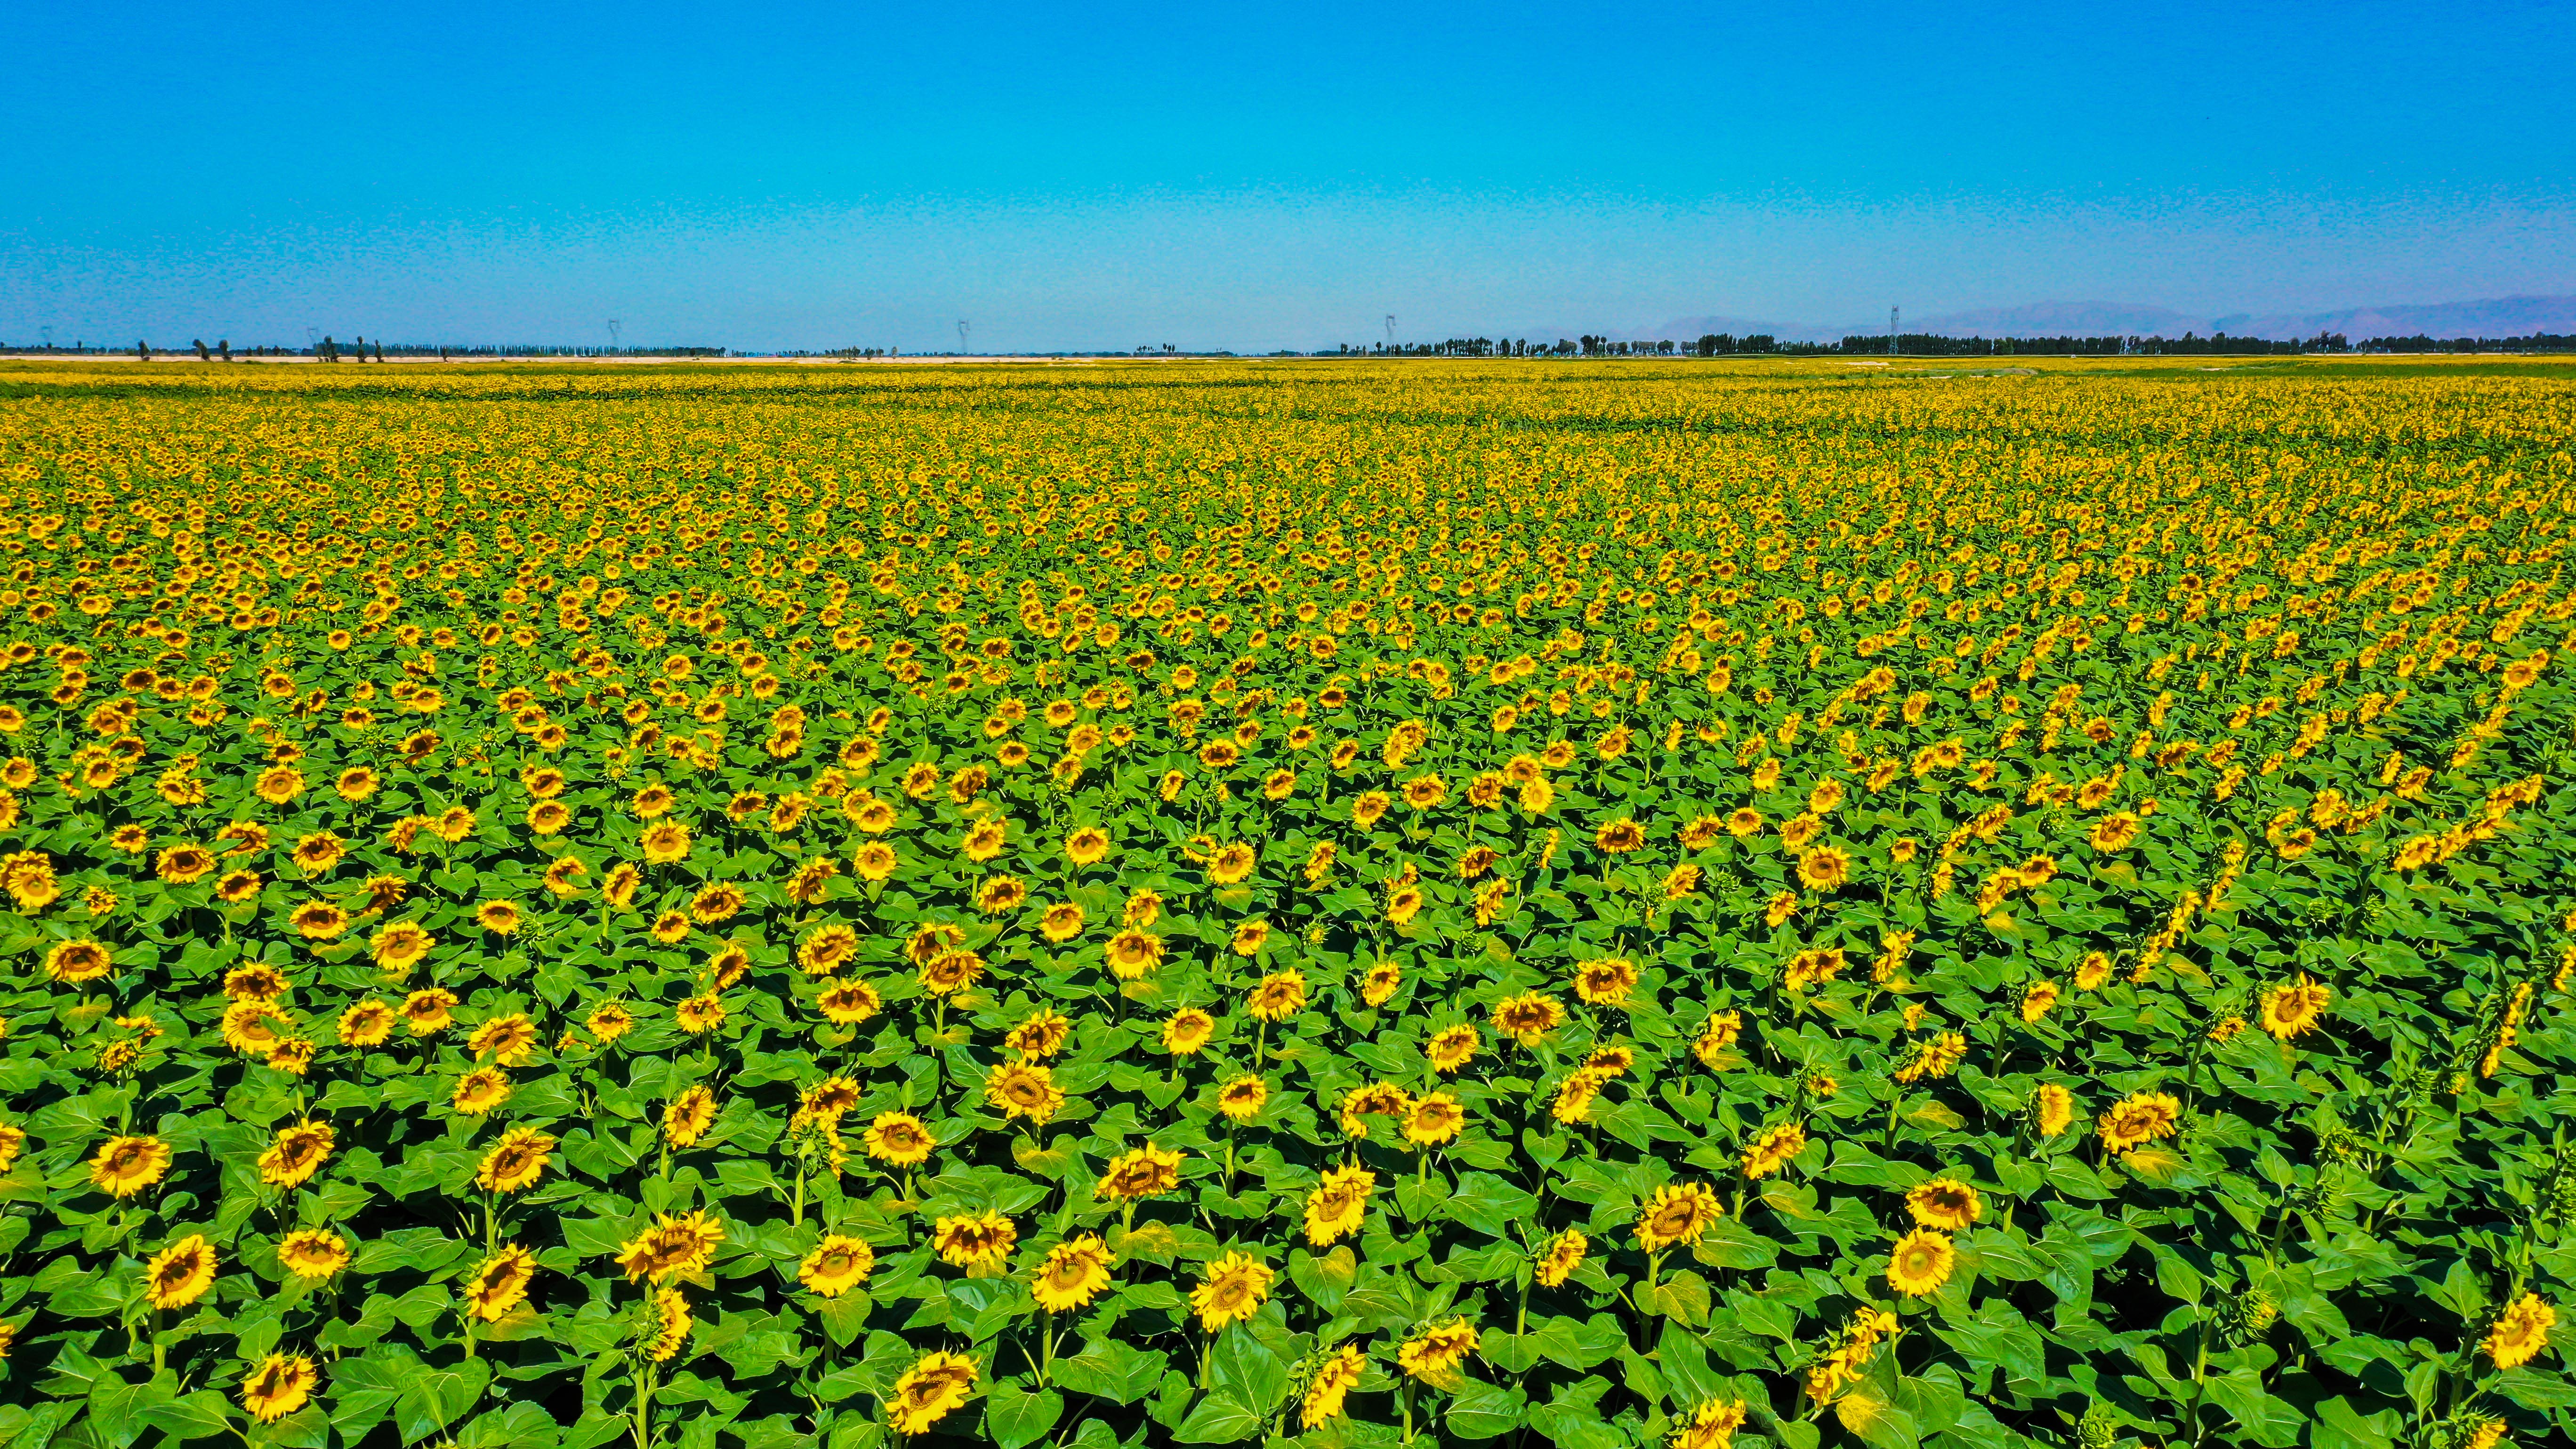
1899,300 -> 2210,339
2215,295 -> 2576,341
1647,313 -> 1832,342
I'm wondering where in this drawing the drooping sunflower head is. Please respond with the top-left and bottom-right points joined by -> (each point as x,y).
1905,1177 -> 1984,1231
145,1233 -> 219,1309
276,1228 -> 351,1280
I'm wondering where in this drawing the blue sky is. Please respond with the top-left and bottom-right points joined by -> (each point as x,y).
5,1 -> 2572,352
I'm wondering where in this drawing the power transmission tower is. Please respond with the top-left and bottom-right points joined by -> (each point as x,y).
1890,307 -> 1900,356
1385,315 -> 1396,349
958,320 -> 971,354
607,319 -> 622,352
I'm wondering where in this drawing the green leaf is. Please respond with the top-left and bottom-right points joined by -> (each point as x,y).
2199,1368 -> 2299,1448
1207,1328 -> 1290,1414
135,1391 -> 237,1443
982,1382 -> 1063,1449
1445,1171 -> 1537,1238
394,1359 -> 493,1445
1289,1244 -> 1357,1312
1169,1390 -> 1265,1444
1443,1381 -> 1527,1440
1053,1339 -> 1166,1406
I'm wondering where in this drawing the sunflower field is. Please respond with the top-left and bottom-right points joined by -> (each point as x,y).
0,355 -> 2572,1449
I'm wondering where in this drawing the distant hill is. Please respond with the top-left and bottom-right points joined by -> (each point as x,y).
1646,314 -> 1832,343
1898,300 -> 2210,340
2216,295 -> 2576,341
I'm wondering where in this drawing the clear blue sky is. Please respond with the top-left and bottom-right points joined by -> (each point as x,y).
5,1 -> 2571,352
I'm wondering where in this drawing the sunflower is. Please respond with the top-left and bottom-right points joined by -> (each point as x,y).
662,1086 -> 718,1147
675,992 -> 726,1035
688,883 -> 744,923
1192,1252 -> 1274,1331
1635,1183 -> 1722,1251
817,979 -> 884,1025
221,999 -> 291,1058
614,1212 -> 726,1284
1670,1397 -> 1751,1449
1905,1177 -> 1984,1230
1064,827 -> 1111,865
1535,1229 -> 1587,1287
240,1353 -> 319,1425
1299,1165 -> 1376,1246
1033,901 -> 1085,943
145,1234 -> 218,1309
289,901 -> 351,939
1491,991 -> 1566,1046
1404,1092 -> 1465,1146
258,1119 -> 336,1188
2021,980 -> 2061,1023
1886,1227 -> 1955,1296
2088,812 -> 2141,852
1094,1143 -> 1185,1200
1246,969 -> 1306,1021
1213,1073 -> 1270,1121
2096,1091 -> 2182,1154
2032,1084 -> 2076,1137
919,950 -> 985,995
1004,1010 -> 1072,1060
1141,1008 -> 1210,1060
277,1228 -> 351,1280
932,1212 -> 1018,1269
1360,960 -> 1402,1006
886,1352 -> 979,1435
602,862 -> 644,905
1397,1318 -> 1480,1384
2259,974 -> 2330,1040
89,1134 -> 172,1197
646,1287 -> 692,1362
2074,951 -> 2113,990
365,921 -> 433,976
401,988 -> 459,1036
1795,846 -> 1854,893
445,1062 -> 510,1119
640,821 -> 692,864
984,1063 -> 1066,1123
156,844 -> 216,884
1572,957 -> 1639,1006
43,939 -> 113,983
476,1127 -> 556,1194
961,821 -> 1007,862
798,1235 -> 877,1297
1426,1024 -> 1481,1073
1300,1344 -> 1367,1429
863,1111 -> 937,1166
1033,1234 -> 1115,1312
1741,1122 -> 1807,1180
1079,918 -> 1162,978
467,1013 -> 540,1066
1592,817 -> 1645,853
2485,1292 -> 2558,1370
464,1244 -> 539,1320
1338,1082 -> 1413,1139
1206,841 -> 1258,885
588,1002 -> 635,1043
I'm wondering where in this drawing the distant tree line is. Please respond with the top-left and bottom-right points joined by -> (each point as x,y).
2353,333 -> 2576,354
